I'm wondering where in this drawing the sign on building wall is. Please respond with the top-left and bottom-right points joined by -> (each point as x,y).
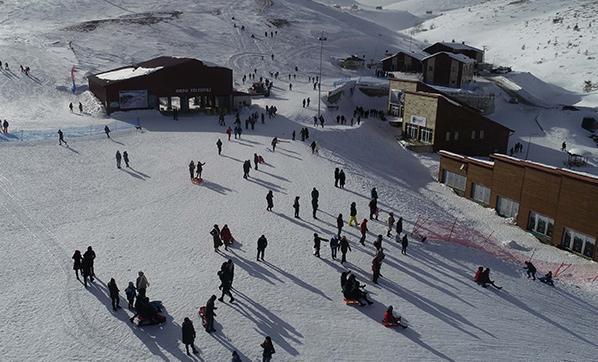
410,115 -> 427,127
119,90 -> 148,109
175,88 -> 212,94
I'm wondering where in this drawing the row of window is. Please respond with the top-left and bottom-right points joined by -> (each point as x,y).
405,124 -> 433,144
441,172 -> 596,259
444,130 -> 485,142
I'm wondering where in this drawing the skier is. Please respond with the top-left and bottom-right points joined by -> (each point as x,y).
312,233 -> 328,257
257,234 -> 268,261
216,138 -> 223,155
329,235 -> 339,259
539,271 -> 554,286
123,151 -> 130,168
271,137 -> 278,152
266,190 -> 274,211
359,219 -> 368,245
260,336 -> 276,362
293,196 -> 300,218
348,202 -> 358,227
334,167 -> 340,187
396,217 -> 403,236
116,151 -> 122,169
189,161 -> 196,180
182,317 -> 199,355
204,295 -> 217,333
196,161 -> 206,179
311,187 -> 319,219
400,234 -> 408,255
336,213 -> 344,237
339,236 -> 351,264
136,271 -> 150,298
72,250 -> 82,280
211,224 -> 223,252
339,170 -> 346,188
83,246 -> 96,276
387,212 -> 395,237
108,278 -> 120,311
242,160 -> 250,179
104,125 -> 111,138
373,234 -> 383,252
523,261 -> 537,280
369,198 -> 378,220
310,141 -> 317,154
226,126 -> 232,141
58,129 -> 67,146
125,282 -> 136,310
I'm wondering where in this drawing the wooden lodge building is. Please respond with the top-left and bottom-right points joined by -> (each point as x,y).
89,56 -> 247,114
381,50 -> 427,73
422,52 -> 475,88
423,41 -> 485,64
438,151 -> 598,260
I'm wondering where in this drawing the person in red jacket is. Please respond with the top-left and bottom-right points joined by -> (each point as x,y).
474,266 -> 483,284
220,225 -> 234,250
226,127 -> 233,141
383,305 -> 401,325
359,219 -> 368,245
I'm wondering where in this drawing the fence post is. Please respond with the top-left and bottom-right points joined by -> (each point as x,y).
485,230 -> 495,243
447,219 -> 457,242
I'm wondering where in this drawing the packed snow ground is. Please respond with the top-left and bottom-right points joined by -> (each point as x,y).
1,0 -> 598,360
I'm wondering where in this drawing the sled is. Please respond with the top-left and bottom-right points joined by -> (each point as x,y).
192,177 -> 203,185
136,313 -> 166,326
343,298 -> 360,305
198,306 -> 207,327
383,316 -> 408,329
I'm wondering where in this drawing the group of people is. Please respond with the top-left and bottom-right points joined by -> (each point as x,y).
68,102 -> 84,113
341,271 -> 373,306
523,261 -> 554,286
210,224 -> 235,252
115,150 -> 131,169
188,160 -> 206,180
71,246 -> 96,287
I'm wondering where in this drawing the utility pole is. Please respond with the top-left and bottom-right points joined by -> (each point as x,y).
318,32 -> 327,118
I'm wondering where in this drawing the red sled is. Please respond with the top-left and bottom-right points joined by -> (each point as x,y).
198,306 -> 207,328
383,317 -> 408,329
192,177 -> 203,185
343,298 -> 360,305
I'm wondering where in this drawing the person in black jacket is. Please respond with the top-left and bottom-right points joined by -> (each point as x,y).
339,170 -> 346,188
211,225 -> 223,252
293,196 -> 300,218
371,187 -> 378,200
396,217 -> 403,236
123,151 -> 130,168
254,153 -> 260,170
216,138 -> 223,155
369,198 -> 378,220
336,213 -> 344,237
523,261 -> 537,280
339,236 -> 351,264
261,336 -> 276,362
107,278 -> 120,311
182,317 -> 199,355
266,190 -> 274,211
400,234 -> 408,255
83,246 -> 96,276
311,187 -> 319,219
81,255 -> 93,287
334,167 -> 340,187
243,160 -> 251,179
257,235 -> 268,261
189,161 -> 195,179
104,125 -> 111,138
205,295 -> 217,333
312,233 -> 328,257
72,250 -> 82,280
348,202 -> 357,226
116,151 -> 122,169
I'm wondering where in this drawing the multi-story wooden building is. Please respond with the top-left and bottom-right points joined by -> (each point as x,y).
423,41 -> 485,64
422,52 -> 475,88
381,50 -> 426,73
438,151 -> 598,260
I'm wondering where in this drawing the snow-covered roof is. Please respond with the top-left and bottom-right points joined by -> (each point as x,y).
95,66 -> 164,81
427,42 -> 483,53
423,52 -> 475,64
382,49 -> 428,62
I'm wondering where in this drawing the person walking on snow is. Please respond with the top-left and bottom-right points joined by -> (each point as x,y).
136,271 -> 149,298
125,282 -> 136,310
196,161 -> 206,179
293,196 -> 300,218
359,219 -> 368,245
58,129 -> 67,146
396,217 -> 403,236
108,278 -> 120,311
266,190 -> 274,211
330,235 -> 339,259
204,295 -> 217,333
261,336 -> 276,362
312,233 -> 328,257
81,253 -> 93,287
226,126 -> 232,141
69,103 -> 73,112
78,102 -> 83,113
72,250 -> 82,280
189,161 -> 195,180
371,187 -> 378,200
311,187 -> 319,219
243,160 -> 251,179
339,170 -> 346,188
182,317 -> 199,355
523,261 -> 537,280
211,224 -> 223,252
372,249 -> 385,284
339,236 -> 351,264
307,97 -> 310,107
310,141 -> 317,154
83,246 -> 96,276
257,235 -> 268,261
336,213 -> 344,237
400,234 -> 408,255
216,138 -> 223,155
387,212 -> 395,237
104,125 -> 111,138
220,225 -> 234,251
122,151 -> 130,168
254,153 -> 260,170
116,151 -> 122,169
369,198 -> 378,220
348,202 -> 357,226
271,137 -> 278,152
334,167 -> 340,187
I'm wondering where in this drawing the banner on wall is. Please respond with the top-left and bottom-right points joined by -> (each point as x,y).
119,90 -> 148,109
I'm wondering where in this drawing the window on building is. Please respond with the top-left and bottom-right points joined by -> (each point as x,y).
561,228 -> 595,258
405,124 -> 418,139
527,211 -> 554,237
419,127 -> 433,143
454,131 -> 459,140
445,132 -> 451,141
471,130 -> 476,140
496,196 -> 519,218
471,183 -> 491,205
443,170 -> 467,191
479,130 -> 485,139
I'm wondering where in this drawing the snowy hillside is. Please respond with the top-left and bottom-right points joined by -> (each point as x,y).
1,0 -> 597,361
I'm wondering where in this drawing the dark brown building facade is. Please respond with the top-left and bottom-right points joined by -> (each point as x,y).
423,42 -> 485,63
438,151 -> 598,260
89,56 -> 234,114
422,52 -> 474,88
381,51 -> 425,73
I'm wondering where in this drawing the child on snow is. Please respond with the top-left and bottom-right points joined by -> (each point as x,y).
383,305 -> 401,326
